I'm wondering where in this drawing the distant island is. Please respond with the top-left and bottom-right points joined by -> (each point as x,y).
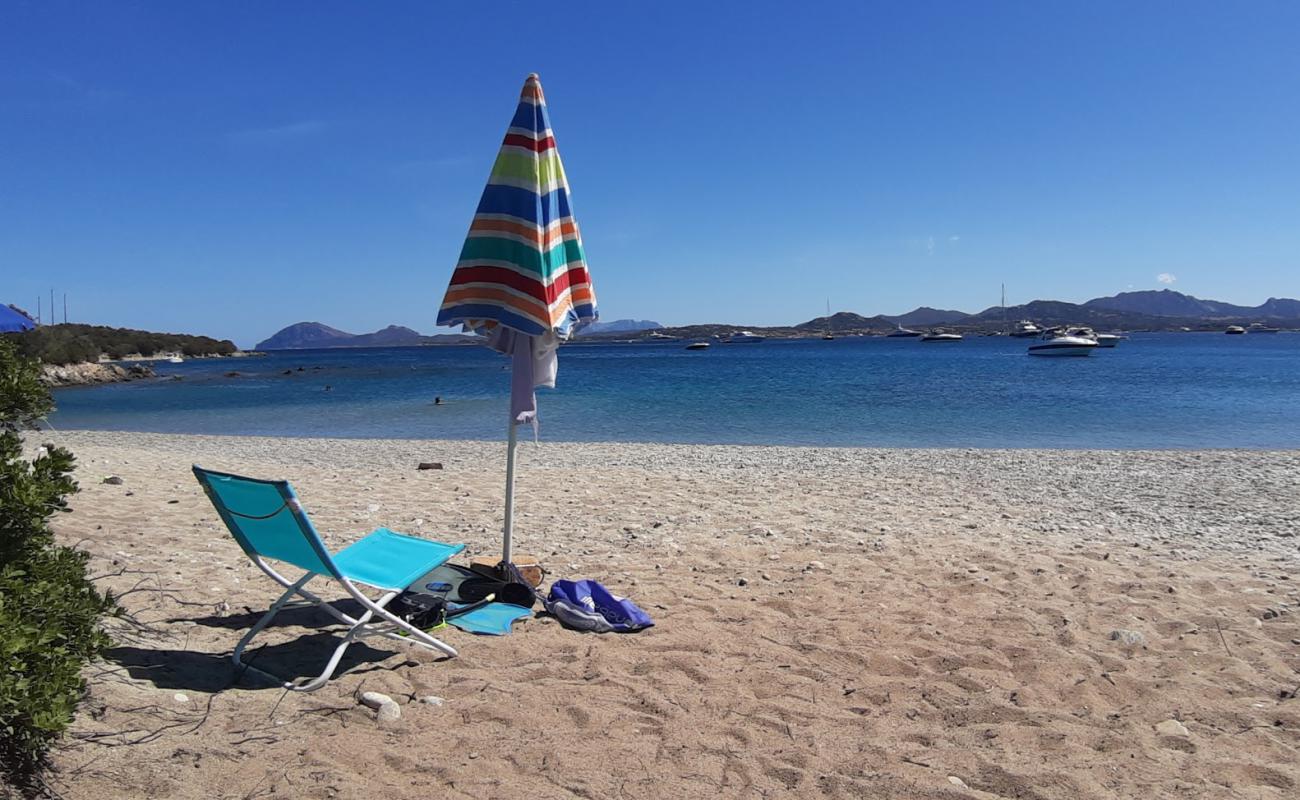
254,322 -> 479,350
256,318 -> 664,349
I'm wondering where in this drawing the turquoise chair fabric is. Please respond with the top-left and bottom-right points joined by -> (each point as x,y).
194,466 -> 463,590
332,529 -> 463,591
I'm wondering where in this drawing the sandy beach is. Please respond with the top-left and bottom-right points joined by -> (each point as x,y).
37,431 -> 1299,799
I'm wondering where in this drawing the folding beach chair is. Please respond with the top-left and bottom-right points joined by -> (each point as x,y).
193,465 -> 465,691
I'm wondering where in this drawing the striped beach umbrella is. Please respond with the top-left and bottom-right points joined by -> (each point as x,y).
437,73 -> 597,566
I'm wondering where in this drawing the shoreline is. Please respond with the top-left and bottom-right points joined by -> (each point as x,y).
40,430 -> 1300,798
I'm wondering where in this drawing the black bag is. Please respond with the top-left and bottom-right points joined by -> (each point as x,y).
389,591 -> 446,629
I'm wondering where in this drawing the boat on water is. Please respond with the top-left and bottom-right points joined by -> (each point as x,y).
1009,320 -> 1042,338
886,325 -> 922,338
920,330 -> 962,342
646,331 -> 677,340
1028,334 -> 1098,357
1247,322 -> 1281,333
685,341 -> 710,350
1063,326 -> 1120,348
726,330 -> 765,343
1225,325 -> 1246,335
167,355 -> 184,363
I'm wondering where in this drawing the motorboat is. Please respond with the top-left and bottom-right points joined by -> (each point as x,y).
920,330 -> 962,342
647,331 -> 676,340
685,341 -> 710,350
167,355 -> 184,363
886,325 -> 922,338
1009,320 -> 1042,338
821,332 -> 834,340
1094,333 -> 1121,347
1225,325 -> 1246,335
1028,334 -> 1097,356
1247,322 -> 1280,334
726,330 -> 765,343
1063,326 -> 1119,348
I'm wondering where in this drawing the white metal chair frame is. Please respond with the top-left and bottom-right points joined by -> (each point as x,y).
234,547 -> 458,692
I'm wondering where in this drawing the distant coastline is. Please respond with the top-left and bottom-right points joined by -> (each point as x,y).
256,289 -> 1300,350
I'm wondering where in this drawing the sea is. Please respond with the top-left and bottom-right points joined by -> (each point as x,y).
48,333 -> 1300,449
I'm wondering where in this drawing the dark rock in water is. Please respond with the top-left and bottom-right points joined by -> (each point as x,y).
417,462 -> 444,471
282,369 -> 292,375
102,476 -> 124,485
225,371 -> 241,377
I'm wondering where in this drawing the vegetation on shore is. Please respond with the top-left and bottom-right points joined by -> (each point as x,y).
0,339 -> 117,792
5,323 -> 237,366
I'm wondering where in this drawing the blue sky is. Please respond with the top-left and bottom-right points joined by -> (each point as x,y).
3,1 -> 1298,346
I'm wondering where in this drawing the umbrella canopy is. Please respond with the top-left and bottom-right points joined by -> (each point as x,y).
437,73 -> 596,338
0,305 -> 36,333
437,74 -> 597,565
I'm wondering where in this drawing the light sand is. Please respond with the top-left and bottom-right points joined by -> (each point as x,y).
33,431 -> 1300,799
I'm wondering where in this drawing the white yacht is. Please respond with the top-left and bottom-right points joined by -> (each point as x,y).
1247,322 -> 1280,334
1009,320 -> 1042,338
1028,334 -> 1098,357
920,330 -> 962,342
167,355 -> 184,363
1225,325 -> 1246,335
684,341 -> 710,350
726,330 -> 765,343
886,325 -> 922,338
1093,333 -> 1121,347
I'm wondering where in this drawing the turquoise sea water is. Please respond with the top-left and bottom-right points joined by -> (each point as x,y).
48,333 -> 1300,449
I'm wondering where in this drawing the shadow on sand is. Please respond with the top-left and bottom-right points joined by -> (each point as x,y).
109,599 -> 434,691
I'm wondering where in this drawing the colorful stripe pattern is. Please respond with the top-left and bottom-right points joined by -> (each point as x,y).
438,74 -> 597,337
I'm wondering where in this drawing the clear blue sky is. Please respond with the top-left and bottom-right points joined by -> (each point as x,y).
3,1 -> 1298,346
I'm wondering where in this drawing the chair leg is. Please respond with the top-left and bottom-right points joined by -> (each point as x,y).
233,569 -> 460,692
232,573 -> 314,689
340,581 -> 459,659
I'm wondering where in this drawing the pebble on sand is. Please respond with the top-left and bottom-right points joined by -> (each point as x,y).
1155,719 -> 1190,737
359,691 -> 393,710
1110,629 -> 1146,646
103,476 -> 124,485
377,700 -> 401,724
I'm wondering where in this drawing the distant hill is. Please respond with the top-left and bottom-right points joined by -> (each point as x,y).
882,307 -> 970,327
1083,289 -> 1300,319
256,322 -> 355,349
795,312 -> 894,332
579,318 -> 662,335
256,322 -> 477,349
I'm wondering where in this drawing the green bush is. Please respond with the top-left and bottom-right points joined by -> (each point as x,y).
0,338 -> 116,791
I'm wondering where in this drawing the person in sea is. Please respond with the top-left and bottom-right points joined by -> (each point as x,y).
434,396 -> 443,405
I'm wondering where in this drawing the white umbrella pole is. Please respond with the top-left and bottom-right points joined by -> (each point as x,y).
501,420 -> 518,565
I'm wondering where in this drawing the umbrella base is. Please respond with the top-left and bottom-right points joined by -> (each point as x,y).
470,555 -> 545,588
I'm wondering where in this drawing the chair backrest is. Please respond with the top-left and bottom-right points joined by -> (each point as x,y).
193,465 -> 341,579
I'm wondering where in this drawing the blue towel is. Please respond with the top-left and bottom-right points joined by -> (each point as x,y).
447,602 -> 532,635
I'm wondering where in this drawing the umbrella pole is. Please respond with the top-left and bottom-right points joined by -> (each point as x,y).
501,420 -> 518,565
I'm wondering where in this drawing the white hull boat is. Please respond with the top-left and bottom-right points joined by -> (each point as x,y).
1028,335 -> 1097,357
920,332 -> 962,342
1009,320 -> 1042,338
726,331 -> 765,343
685,342 -> 709,350
886,326 -> 921,338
